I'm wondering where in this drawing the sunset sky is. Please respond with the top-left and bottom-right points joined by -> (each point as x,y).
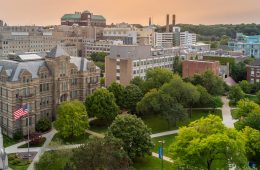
1,0 -> 260,26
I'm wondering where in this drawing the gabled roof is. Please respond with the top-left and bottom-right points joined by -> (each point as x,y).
47,45 -> 69,58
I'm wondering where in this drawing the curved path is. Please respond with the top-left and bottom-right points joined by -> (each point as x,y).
221,96 -> 237,128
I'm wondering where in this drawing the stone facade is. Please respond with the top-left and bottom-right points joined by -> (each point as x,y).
0,46 -> 100,137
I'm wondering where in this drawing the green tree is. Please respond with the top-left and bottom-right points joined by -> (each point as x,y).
170,115 -> 247,170
123,84 -> 143,113
239,80 -> 252,94
235,99 -> 258,119
108,82 -> 125,108
70,136 -> 130,170
55,100 -> 89,139
85,88 -> 119,123
242,127 -> 260,162
256,90 -> 260,104
237,107 -> 260,131
130,76 -> 145,92
108,114 -> 153,160
173,56 -> 182,75
231,62 -> 247,82
89,52 -> 106,62
36,118 -> 52,133
143,67 -> 174,93
196,85 -> 213,107
228,85 -> 245,105
190,71 -> 225,96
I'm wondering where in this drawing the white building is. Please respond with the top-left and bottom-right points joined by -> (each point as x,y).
85,40 -> 123,55
153,32 -> 174,48
180,31 -> 197,46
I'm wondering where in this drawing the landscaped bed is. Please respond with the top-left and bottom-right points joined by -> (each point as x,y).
18,137 -> 46,148
8,153 -> 31,170
49,133 -> 90,146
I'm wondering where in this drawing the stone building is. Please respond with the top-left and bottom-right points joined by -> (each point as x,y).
0,46 -> 100,137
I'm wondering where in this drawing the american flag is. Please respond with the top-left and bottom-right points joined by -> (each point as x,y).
13,104 -> 29,120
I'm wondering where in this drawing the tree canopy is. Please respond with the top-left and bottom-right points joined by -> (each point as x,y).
108,82 -> 125,108
228,85 -> 245,105
123,84 -> 143,113
55,100 -> 89,138
108,114 -> 153,161
170,115 -> 247,170
85,88 -> 119,123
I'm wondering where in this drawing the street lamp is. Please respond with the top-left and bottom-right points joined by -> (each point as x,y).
158,140 -> 165,170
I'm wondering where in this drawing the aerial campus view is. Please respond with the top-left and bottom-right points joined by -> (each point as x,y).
0,0 -> 260,169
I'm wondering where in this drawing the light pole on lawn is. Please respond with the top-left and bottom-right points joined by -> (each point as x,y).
158,140 -> 165,170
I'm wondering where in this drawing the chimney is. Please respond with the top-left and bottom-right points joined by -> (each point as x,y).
149,17 -> 152,26
172,14 -> 176,27
166,14 -> 170,32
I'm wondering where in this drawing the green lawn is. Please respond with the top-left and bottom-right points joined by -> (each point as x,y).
35,150 -> 71,170
18,137 -> 46,148
152,135 -> 176,157
133,156 -> 173,170
49,133 -> 89,146
142,109 -> 222,133
8,154 -> 31,170
3,135 -> 21,147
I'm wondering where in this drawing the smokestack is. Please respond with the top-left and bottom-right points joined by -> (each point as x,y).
149,17 -> 152,26
166,14 -> 170,32
172,14 -> 176,27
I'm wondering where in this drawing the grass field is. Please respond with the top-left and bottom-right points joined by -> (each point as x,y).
133,156 -> 173,170
142,109 -> 222,133
49,133 -> 89,146
152,134 -> 176,157
8,154 -> 31,170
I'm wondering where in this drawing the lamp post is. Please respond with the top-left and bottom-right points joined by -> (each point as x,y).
158,140 -> 165,170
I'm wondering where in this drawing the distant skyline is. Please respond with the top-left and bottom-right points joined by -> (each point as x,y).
1,0 -> 260,26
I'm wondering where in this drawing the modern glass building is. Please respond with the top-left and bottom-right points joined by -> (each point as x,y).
228,33 -> 260,58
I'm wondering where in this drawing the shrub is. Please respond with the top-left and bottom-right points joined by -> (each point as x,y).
13,131 -> 23,140
36,118 -> 52,132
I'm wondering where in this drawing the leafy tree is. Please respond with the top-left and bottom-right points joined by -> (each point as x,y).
173,56 -> 182,75
190,71 -> 225,96
90,52 -> 106,62
100,77 -> 105,87
85,88 -> 119,123
170,115 -> 247,170
108,82 -> 125,108
136,89 -> 161,115
228,85 -> 245,105
231,62 -> 247,82
36,118 -> 52,132
242,127 -> 260,162
55,100 -> 89,139
70,136 -> 130,170
235,99 -> 258,119
108,114 -> 153,160
210,96 -> 223,112
236,107 -> 260,131
219,35 -> 230,45
239,80 -> 252,94
123,84 -> 143,113
196,85 -> 213,107
143,67 -> 174,93
130,76 -> 145,92
256,90 -> 260,104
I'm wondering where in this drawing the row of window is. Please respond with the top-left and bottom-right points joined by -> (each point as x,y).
133,57 -> 174,67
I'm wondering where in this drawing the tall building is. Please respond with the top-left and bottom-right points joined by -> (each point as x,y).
61,10 -> 106,27
228,33 -> 260,58
105,45 -> 179,86
180,31 -> 197,46
85,40 -> 123,55
154,32 -> 174,48
182,60 -> 220,78
0,45 -> 100,137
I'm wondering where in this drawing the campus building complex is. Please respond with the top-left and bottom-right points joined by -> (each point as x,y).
105,45 -> 179,86
61,10 -> 106,27
0,46 -> 100,137
247,58 -> 260,83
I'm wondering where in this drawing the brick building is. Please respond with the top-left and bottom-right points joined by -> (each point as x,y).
182,60 -> 220,78
0,45 -> 100,137
61,10 -> 106,27
247,58 -> 260,83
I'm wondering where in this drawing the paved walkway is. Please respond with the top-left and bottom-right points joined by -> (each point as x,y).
151,130 -> 179,138
221,96 -> 236,128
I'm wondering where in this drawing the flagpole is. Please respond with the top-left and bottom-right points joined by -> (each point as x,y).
27,107 -> 30,160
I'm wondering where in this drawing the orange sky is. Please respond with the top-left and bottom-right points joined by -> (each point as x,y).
0,0 -> 260,26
